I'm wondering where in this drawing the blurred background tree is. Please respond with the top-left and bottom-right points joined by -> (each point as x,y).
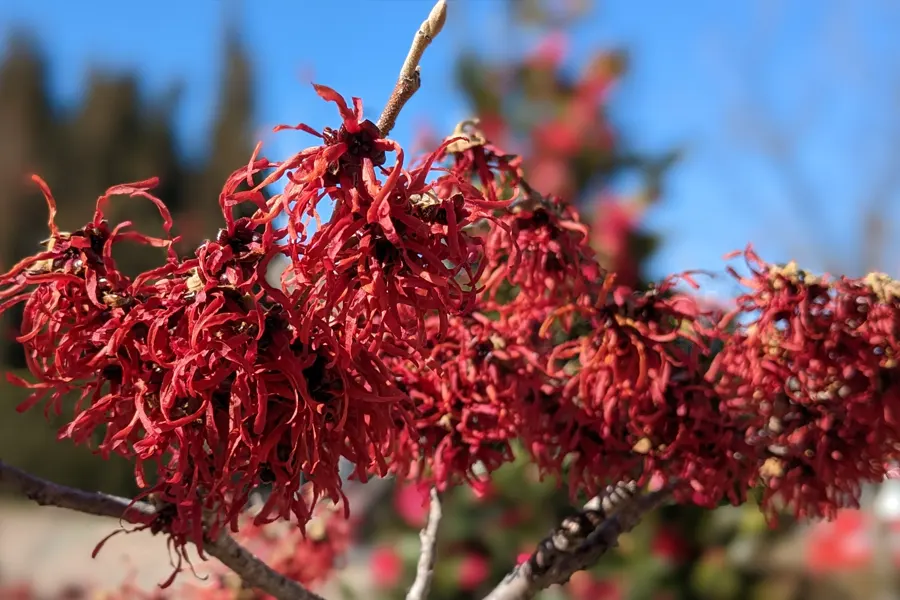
0,25 -> 264,496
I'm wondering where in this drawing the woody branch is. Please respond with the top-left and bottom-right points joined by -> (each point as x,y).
0,460 -> 325,600
377,0 -> 448,137
482,481 -> 674,600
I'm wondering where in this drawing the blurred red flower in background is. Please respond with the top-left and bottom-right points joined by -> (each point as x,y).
393,483 -> 431,528
457,553 -> 491,591
370,545 -> 405,589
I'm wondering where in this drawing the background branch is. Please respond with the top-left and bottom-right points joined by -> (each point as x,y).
405,488 -> 443,600
0,460 -> 324,600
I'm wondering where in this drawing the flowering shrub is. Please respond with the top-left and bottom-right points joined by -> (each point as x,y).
2,2 -> 900,599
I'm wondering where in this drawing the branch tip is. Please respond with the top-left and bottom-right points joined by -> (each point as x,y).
377,0 -> 448,137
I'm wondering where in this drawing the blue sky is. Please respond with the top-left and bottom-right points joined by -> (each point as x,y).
2,0 -> 899,301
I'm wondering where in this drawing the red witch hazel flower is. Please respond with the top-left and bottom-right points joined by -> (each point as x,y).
370,545 -> 405,590
439,119 -> 524,206
707,247 -> 900,521
0,144 -> 403,578
240,85 -> 509,357
590,197 -> 643,288
438,121 -> 602,309
0,83 -> 528,586
393,482 -> 431,527
387,311 -> 546,490
528,274 -> 752,505
480,189 -> 602,306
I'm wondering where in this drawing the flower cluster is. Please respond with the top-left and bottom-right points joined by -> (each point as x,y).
243,86 -> 509,357
481,191 -> 601,306
475,266 -> 745,507
387,312 -> 539,490
2,182 -> 391,546
708,249 -> 900,520
8,74 -> 900,597
0,87 -> 506,558
390,118 -> 900,522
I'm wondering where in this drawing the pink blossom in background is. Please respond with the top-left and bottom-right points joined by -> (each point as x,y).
532,119 -> 583,156
528,156 -> 571,198
370,545 -> 405,590
651,527 -> 690,565
805,510 -> 872,573
457,553 -> 491,591
526,31 -> 569,69
590,198 -> 643,286
567,572 -> 623,600
393,483 -> 431,528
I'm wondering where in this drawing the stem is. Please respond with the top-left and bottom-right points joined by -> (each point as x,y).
0,460 -> 325,600
377,0 -> 448,137
482,481 -> 673,600
405,488 -> 443,600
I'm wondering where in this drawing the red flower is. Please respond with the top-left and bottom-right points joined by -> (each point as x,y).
440,120 -> 523,206
370,545 -> 405,589
2,115 -> 406,571
526,32 -> 569,70
470,479 -> 498,501
388,312 -> 542,489
590,198 -> 642,287
247,85 -> 507,358
491,194 -> 598,295
527,156 -> 572,197
532,121 -> 583,157
393,483 -> 431,528
528,274 -> 749,504
708,248 -> 900,520
567,573 -> 623,600
805,509 -> 871,573
458,552 -> 491,591
651,526 -> 690,564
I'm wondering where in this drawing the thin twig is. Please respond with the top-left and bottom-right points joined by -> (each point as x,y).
0,460 -> 325,600
481,481 -> 673,600
405,488 -> 443,600
376,0 -> 448,137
